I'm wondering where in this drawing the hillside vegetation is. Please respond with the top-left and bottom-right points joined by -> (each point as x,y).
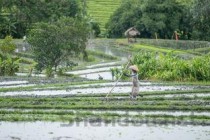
86,0 -> 122,33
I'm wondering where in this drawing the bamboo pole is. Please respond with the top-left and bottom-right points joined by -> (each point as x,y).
105,57 -> 131,99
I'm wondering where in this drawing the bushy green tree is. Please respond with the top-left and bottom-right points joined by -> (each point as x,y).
0,36 -> 16,54
0,0 -> 80,38
141,0 -> 187,38
27,17 -> 89,77
191,0 -> 210,41
106,0 -> 189,39
106,0 -> 143,38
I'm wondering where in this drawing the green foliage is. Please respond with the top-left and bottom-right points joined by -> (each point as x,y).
190,0 -> 210,41
90,21 -> 101,37
44,66 -> 53,78
0,54 -> 20,76
106,0 -> 188,39
132,51 -> 158,79
86,55 -> 96,62
142,0 -> 188,39
28,17 -> 89,76
0,36 -> 16,54
87,50 -> 118,60
86,0 -> 122,33
135,39 -> 210,50
110,67 -> 121,80
131,50 -> 210,81
0,0 -> 80,38
0,36 -> 19,76
106,0 -> 143,38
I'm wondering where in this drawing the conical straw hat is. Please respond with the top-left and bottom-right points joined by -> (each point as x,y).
129,65 -> 139,72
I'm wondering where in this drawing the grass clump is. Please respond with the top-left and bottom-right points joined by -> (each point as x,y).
130,50 -> 210,81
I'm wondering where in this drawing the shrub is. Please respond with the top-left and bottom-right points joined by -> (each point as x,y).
0,36 -> 20,76
0,54 -> 20,76
0,36 -> 16,54
131,50 -> 210,81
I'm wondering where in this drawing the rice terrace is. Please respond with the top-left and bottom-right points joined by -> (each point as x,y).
0,0 -> 210,140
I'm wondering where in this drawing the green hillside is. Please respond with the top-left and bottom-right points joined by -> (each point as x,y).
86,0 -> 122,34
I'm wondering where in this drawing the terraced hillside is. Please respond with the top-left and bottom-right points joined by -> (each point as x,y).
86,0 -> 122,33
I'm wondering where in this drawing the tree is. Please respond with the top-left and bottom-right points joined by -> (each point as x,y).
106,0 -> 188,39
0,0 -> 80,38
106,0 -> 143,38
191,0 -> 210,41
27,17 -> 89,77
139,0 -> 188,38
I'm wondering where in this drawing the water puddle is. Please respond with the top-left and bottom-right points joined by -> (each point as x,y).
15,73 -> 46,77
66,66 -> 121,75
86,61 -> 122,69
89,110 -> 210,117
88,39 -> 131,60
0,80 -> 35,89
0,121 -> 209,140
149,93 -> 210,98
80,71 -> 113,80
0,85 -> 205,96
1,84 -> 36,89
0,81 -> 29,86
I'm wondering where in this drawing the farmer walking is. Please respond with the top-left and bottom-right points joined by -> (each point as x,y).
124,65 -> 143,99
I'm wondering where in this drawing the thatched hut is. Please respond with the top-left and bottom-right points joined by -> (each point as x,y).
124,27 -> 140,43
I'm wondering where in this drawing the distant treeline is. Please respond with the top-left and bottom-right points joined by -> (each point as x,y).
106,0 -> 210,41
0,0 -> 209,41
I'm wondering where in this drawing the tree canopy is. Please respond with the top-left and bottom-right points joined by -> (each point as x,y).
191,0 -> 210,41
27,17 -> 89,76
106,0 -> 210,41
0,0 -> 80,38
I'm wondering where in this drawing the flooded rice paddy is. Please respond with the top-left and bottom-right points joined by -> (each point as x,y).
1,82 -> 209,96
0,81 -> 35,88
1,108 -> 210,117
86,61 -> 122,69
66,66 -> 121,75
0,121 -> 210,140
1,40 -> 210,139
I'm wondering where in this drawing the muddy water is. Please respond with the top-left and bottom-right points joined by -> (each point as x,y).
80,71 -> 113,80
0,85 -> 197,96
0,81 -> 29,86
16,73 -> 46,77
1,84 -> 36,89
88,39 -> 131,61
88,110 -> 210,117
66,66 -> 121,75
0,121 -> 210,140
86,61 -> 122,69
0,81 -> 35,89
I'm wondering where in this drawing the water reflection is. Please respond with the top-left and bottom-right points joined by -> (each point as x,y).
88,39 -> 132,60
